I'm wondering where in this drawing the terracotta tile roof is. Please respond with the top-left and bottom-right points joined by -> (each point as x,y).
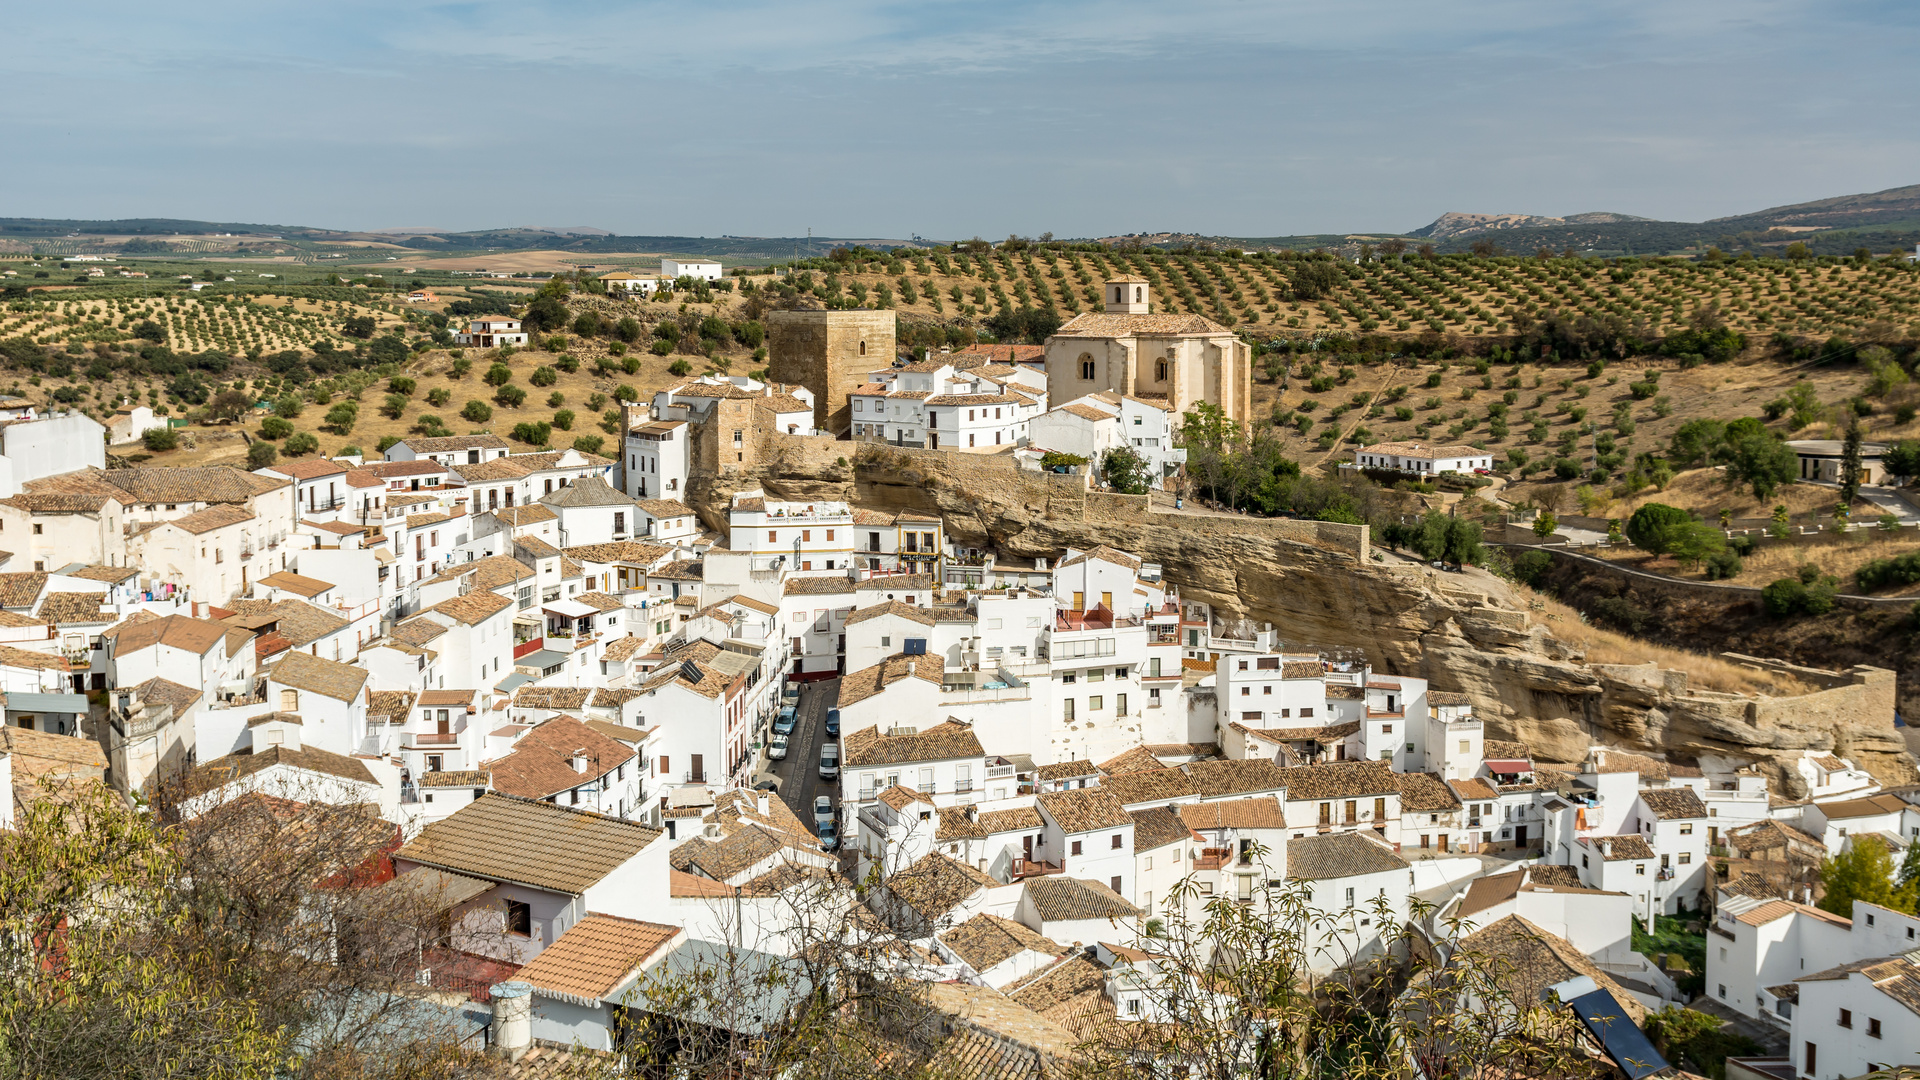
105,613 -> 228,656
851,508 -> 896,525
669,868 -> 733,898
1449,778 -> 1500,801
1036,788 -> 1132,834
668,823 -> 790,881
447,457 -> 532,482
1638,787 -> 1708,819
188,743 -> 377,793
1428,691 -> 1473,707
1587,834 -> 1655,861
562,541 -> 671,566
162,504 -> 255,535
267,650 -> 367,702
515,535 -> 562,560
491,505 -> 558,526
513,686 -> 593,712
397,434 -> 510,454
1816,793 -> 1910,820
255,571 -> 333,598
580,716 -> 648,744
876,784 -> 934,812
1397,772 -> 1463,813
428,589 -> 514,625
227,599 -> 349,648
105,465 -> 288,504
1733,899 -> 1850,928
648,559 -> 704,581
1178,796 -> 1287,831
1022,876 -> 1142,923
0,726 -> 106,789
888,852 -> 998,923
64,565 -> 138,585
941,915 -> 1063,974
1099,767 -> 1197,806
342,470 -> 384,489
600,636 -> 650,663
837,653 -> 945,710
1727,819 -> 1825,854
0,572 -> 48,608
977,806 -> 1044,834
1097,746 -> 1164,777
1457,914 -> 1644,1024
633,499 -> 693,520
1483,739 -> 1531,760
36,592 -> 106,625
1242,721 -> 1361,743
390,618 -> 448,647
781,575 -> 854,596
1288,831 -> 1410,880
844,600 -> 936,628
366,690 -> 417,718
1272,760 -> 1397,801
0,610 -> 46,629
571,591 -> 625,613
424,555 -> 534,590
1055,545 -> 1141,571
419,770 -> 490,788
844,719 -> 982,768
936,807 -> 989,840
1356,441 -> 1484,460
132,676 -> 202,713
267,458 -> 348,481
1035,759 -> 1097,781
1053,311 -> 1232,337
854,573 -> 936,593
1004,955 -> 1111,1028
1128,807 -> 1192,852
397,794 -> 662,894
1587,749 -> 1677,781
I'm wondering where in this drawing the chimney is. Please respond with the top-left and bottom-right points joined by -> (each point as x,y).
703,822 -> 723,840
1600,840 -> 1612,858
488,981 -> 533,1061
757,792 -> 770,817
571,751 -> 588,774
907,661 -> 916,678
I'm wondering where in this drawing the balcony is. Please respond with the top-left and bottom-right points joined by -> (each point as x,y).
413,732 -> 459,746
1010,858 -> 1062,880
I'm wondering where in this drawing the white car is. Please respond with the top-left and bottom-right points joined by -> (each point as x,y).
768,733 -> 789,761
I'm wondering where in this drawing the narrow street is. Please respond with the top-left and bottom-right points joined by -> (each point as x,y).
770,678 -> 840,836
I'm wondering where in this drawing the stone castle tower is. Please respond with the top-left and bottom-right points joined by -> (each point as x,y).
766,309 -> 896,435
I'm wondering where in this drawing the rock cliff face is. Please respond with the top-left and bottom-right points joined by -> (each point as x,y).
686,442 -> 1909,792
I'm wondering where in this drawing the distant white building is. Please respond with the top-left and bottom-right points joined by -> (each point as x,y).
1787,440 -> 1894,485
107,405 -> 165,447
454,316 -> 529,349
0,412 -> 106,498
600,271 -> 665,295
1028,393 -> 1183,482
660,259 -> 722,282
1350,441 -> 1493,476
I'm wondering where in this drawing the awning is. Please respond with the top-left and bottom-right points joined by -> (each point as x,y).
517,650 -> 570,669
4,692 -> 90,714
543,600 -> 596,619
379,867 -> 496,910
1485,759 -> 1532,772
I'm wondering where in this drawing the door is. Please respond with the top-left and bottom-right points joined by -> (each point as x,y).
690,754 -> 703,783
1515,825 -> 1528,846
1023,835 -> 1033,863
1438,834 -> 1450,853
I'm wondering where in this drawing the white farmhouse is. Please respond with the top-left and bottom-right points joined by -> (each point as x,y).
1350,441 -> 1493,476
454,316 -> 529,349
660,259 -> 722,282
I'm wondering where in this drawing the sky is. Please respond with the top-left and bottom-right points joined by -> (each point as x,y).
4,0 -> 1917,240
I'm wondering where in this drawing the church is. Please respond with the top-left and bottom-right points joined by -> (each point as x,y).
1042,276 -> 1253,429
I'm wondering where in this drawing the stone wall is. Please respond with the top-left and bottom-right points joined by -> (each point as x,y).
766,310 -> 897,434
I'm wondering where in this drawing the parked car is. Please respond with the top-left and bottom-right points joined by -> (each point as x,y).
817,819 -> 840,852
1473,467 -> 1493,475
824,708 -> 840,738
774,707 -> 797,736
753,777 -> 782,793
768,733 -> 789,761
819,742 -> 840,780
813,795 -> 833,826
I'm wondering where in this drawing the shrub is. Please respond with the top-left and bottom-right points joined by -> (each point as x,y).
1702,551 -> 1743,581
614,317 -> 642,343
259,416 -> 293,440
449,358 -> 472,379
555,355 -> 580,374
547,392 -> 565,408
323,402 -> 358,435
1511,549 -> 1554,586
509,421 -> 551,446
495,384 -> 527,408
142,426 -> 179,451
273,395 -> 304,420
284,431 -> 319,456
572,435 -> 605,455
377,435 -> 402,453
426,388 -> 451,408
1730,534 -> 1757,556
461,400 -> 493,423
668,359 -> 692,376
380,393 -> 408,420
1552,458 -> 1581,480
614,385 -> 638,402
650,340 -> 672,356
388,376 -> 416,396
553,408 -> 575,431
244,441 -> 278,469
484,363 -> 513,387
529,366 -> 557,387
1856,551 -> 1920,592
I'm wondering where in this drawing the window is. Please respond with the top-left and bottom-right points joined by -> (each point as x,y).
1869,1017 -> 1882,1039
1063,699 -> 1075,721
1300,707 -> 1314,718
1458,740 -> 1470,754
1111,834 -> 1123,850
1344,887 -> 1355,908
1805,1042 -> 1816,1077
1117,693 -> 1127,714
1679,823 -> 1693,834
1111,875 -> 1123,894
1088,695 -> 1103,711
279,689 -> 297,712
1071,840 -> 1083,856
1840,1008 -> 1852,1029
1635,864 -> 1646,876
1080,359 -> 1095,379
506,900 -> 532,937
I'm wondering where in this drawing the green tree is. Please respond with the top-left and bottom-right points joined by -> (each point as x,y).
323,402 -> 357,436
425,387 -> 450,408
387,376 -> 416,396
1667,520 -> 1727,568
380,394 -> 408,420
553,408 -> 575,431
1100,445 -> 1153,494
1840,419 -> 1864,505
1819,841 -> 1912,918
1626,502 -> 1692,554
1887,440 -> 1920,481
245,441 -> 277,469
529,365 -> 557,387
461,400 -> 493,423
273,395 -> 304,420
1668,418 -> 1726,467
1532,511 -> 1557,540
572,435 -> 605,455
258,416 -> 292,440
484,362 -> 513,387
494,384 -> 527,408
142,426 -> 178,452
1771,503 -> 1792,539
1722,427 -> 1798,500
207,390 -> 251,424
284,430 -> 319,455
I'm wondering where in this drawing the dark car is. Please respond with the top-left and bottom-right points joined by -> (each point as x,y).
774,706 -> 797,736
825,708 -> 840,738
816,819 -> 840,852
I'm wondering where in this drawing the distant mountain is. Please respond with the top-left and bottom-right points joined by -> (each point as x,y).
1409,211 -> 1650,240
1708,183 -> 1920,231
0,216 -> 298,237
